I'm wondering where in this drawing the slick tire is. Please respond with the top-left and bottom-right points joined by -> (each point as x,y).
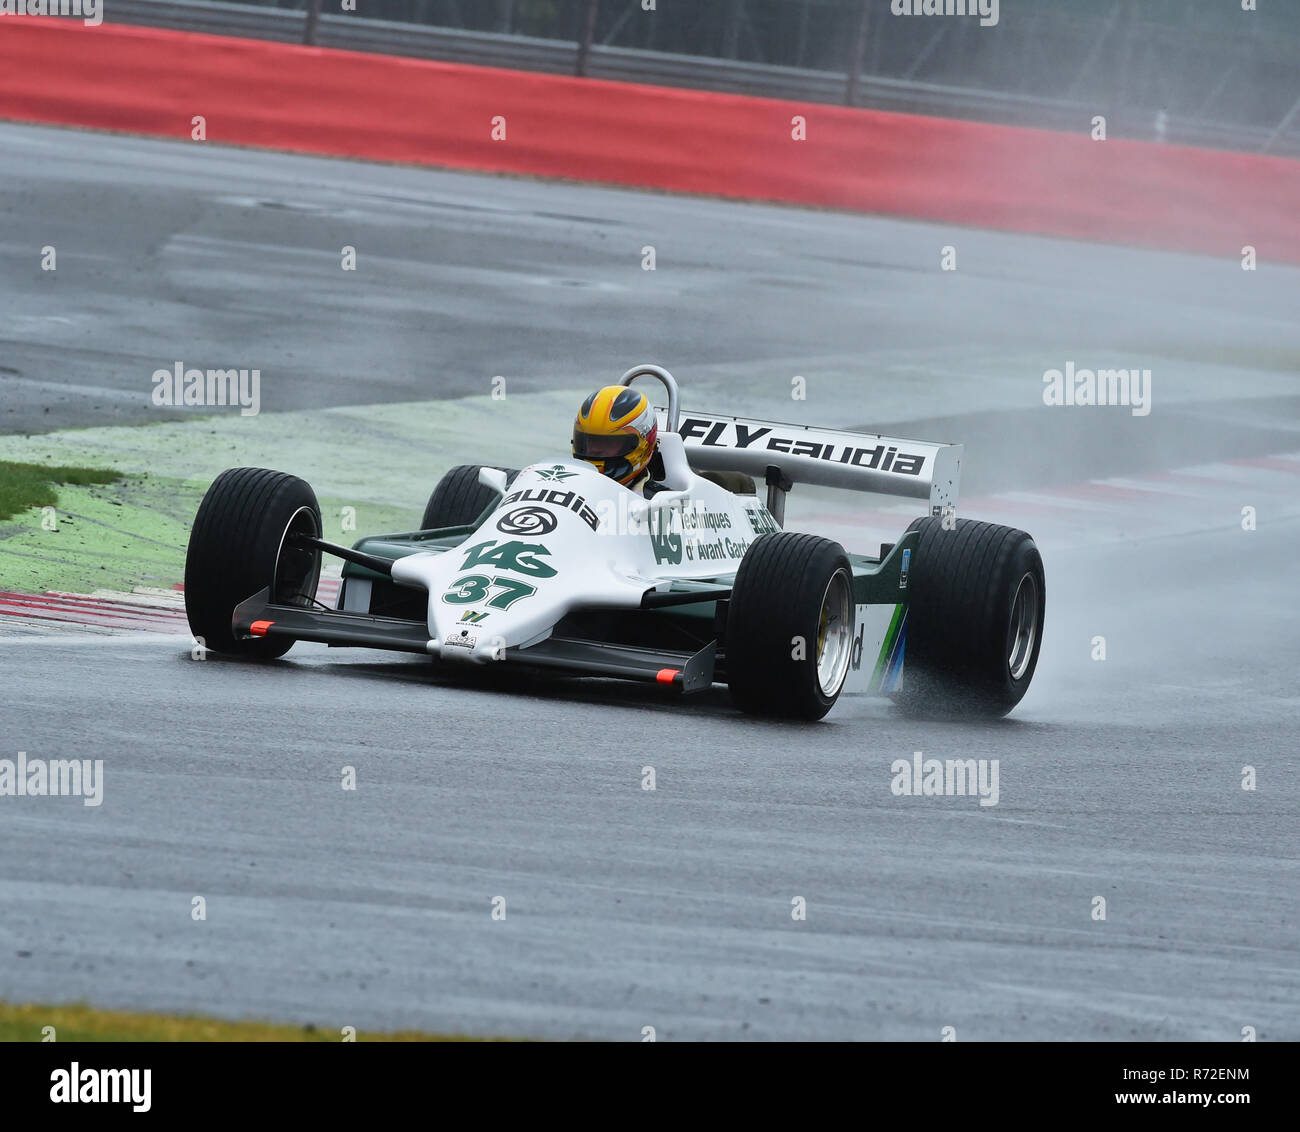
726,532 -> 855,721
184,467 -> 322,659
420,465 -> 521,530
895,516 -> 1045,719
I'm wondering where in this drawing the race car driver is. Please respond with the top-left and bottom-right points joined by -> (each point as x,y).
572,385 -> 661,494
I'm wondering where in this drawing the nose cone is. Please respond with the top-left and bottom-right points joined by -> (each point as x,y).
402,460 -> 640,660
435,621 -> 506,663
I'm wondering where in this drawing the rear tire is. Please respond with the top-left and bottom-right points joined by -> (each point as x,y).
896,516 -> 1045,718
184,468 -> 322,659
726,532 -> 855,720
420,465 -> 520,530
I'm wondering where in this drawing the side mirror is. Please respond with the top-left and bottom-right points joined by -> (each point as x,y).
478,467 -> 509,495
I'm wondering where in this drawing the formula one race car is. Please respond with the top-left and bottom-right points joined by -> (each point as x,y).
183,366 -> 1044,719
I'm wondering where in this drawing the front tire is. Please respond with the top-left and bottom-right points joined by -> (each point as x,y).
420,465 -> 520,530
184,468 -> 322,658
896,516 -> 1045,718
726,532 -> 855,720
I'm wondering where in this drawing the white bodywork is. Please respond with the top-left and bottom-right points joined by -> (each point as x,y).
389,438 -> 773,663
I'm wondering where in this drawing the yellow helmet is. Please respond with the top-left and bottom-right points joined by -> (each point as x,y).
572,385 -> 659,485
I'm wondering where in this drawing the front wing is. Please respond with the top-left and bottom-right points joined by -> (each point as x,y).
231,588 -> 718,692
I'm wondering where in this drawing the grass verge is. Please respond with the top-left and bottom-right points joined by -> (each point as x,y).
0,1001 -> 487,1042
0,461 -> 120,522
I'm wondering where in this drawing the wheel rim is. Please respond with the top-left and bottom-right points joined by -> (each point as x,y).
816,569 -> 854,697
1007,572 -> 1040,680
274,506 -> 321,607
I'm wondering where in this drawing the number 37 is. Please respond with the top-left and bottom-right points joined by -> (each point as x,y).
442,574 -> 537,610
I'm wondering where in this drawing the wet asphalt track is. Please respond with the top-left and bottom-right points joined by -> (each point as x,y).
1,122 -> 1299,1040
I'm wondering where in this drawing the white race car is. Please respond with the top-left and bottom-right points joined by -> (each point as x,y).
184,366 -> 1044,719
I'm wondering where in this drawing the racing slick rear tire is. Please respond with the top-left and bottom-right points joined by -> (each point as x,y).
726,532 -> 855,721
420,465 -> 521,530
184,467 -> 322,659
896,516 -> 1045,718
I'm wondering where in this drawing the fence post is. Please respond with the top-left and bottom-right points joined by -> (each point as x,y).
303,0 -> 322,46
722,0 -> 745,60
576,0 -> 600,77
845,0 -> 871,107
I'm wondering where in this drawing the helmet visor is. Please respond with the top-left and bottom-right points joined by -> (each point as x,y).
573,429 -> 639,461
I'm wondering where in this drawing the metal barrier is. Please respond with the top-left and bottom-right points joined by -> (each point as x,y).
100,0 -> 1300,157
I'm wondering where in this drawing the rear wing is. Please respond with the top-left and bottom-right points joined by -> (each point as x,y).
670,410 -> 962,515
